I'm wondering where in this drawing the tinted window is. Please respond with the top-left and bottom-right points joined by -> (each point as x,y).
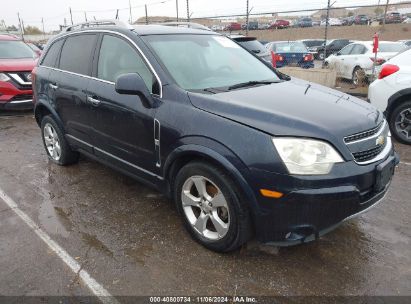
59,34 -> 97,75
0,41 -> 36,59
237,40 -> 267,54
97,35 -> 155,93
41,39 -> 64,67
272,42 -> 308,53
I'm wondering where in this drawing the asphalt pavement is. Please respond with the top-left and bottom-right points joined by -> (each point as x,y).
0,113 -> 410,302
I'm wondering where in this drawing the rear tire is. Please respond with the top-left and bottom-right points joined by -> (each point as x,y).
352,67 -> 364,86
389,101 -> 411,145
41,115 -> 79,165
174,161 -> 252,252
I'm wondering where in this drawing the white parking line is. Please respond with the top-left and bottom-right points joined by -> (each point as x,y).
400,161 -> 411,166
0,188 -> 120,304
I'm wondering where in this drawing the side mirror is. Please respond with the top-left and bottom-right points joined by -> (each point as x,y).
336,52 -> 341,56
115,73 -> 154,107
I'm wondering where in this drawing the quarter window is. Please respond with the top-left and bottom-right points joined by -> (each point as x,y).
97,35 -> 155,93
59,34 -> 97,75
41,39 -> 64,68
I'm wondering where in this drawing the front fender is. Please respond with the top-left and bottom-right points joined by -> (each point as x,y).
163,143 -> 260,216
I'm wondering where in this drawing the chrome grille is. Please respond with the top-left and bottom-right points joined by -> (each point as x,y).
352,143 -> 386,162
344,120 -> 391,164
344,121 -> 383,143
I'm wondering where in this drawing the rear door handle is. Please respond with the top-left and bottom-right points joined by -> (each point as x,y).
87,96 -> 101,106
49,83 -> 58,90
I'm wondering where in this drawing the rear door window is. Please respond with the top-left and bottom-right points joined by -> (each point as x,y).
59,34 -> 97,75
350,44 -> 366,55
41,39 -> 64,68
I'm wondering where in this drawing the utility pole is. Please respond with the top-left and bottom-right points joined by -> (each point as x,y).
41,17 -> 45,39
246,0 -> 249,36
383,0 -> 389,26
17,13 -> 24,40
176,0 -> 179,22
115,9 -> 119,20
145,4 -> 148,24
84,12 -> 88,22
129,0 -> 133,24
69,7 -> 73,25
186,0 -> 190,22
323,0 -> 331,66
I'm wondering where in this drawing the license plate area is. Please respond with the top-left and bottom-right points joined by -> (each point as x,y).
374,156 -> 395,192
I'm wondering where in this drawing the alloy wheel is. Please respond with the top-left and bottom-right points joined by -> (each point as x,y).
395,108 -> 411,140
181,176 -> 230,240
43,123 -> 61,161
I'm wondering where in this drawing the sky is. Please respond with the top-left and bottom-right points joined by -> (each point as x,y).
1,0 -> 408,31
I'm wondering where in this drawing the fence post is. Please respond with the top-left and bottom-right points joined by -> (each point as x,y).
322,0 -> 331,66
246,0 -> 249,36
145,4 -> 148,24
176,0 -> 179,22
186,0 -> 190,22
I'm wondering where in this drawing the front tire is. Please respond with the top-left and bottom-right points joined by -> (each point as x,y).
174,161 -> 252,252
389,101 -> 411,145
41,115 -> 79,165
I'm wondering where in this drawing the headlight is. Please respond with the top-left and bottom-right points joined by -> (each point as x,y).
272,138 -> 343,175
0,73 -> 10,82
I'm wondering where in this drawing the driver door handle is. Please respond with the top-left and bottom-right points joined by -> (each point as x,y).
49,83 -> 58,90
87,96 -> 101,106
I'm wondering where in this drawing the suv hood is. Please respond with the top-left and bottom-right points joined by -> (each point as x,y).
0,58 -> 37,72
188,78 -> 382,142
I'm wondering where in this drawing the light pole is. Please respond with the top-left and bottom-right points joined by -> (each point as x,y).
186,0 -> 190,22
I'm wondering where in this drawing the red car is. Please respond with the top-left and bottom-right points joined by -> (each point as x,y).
224,22 -> 242,31
0,34 -> 38,110
270,20 -> 290,29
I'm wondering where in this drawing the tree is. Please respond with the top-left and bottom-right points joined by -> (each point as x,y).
374,8 -> 383,16
6,25 -> 18,31
24,25 -> 42,35
347,11 -> 354,17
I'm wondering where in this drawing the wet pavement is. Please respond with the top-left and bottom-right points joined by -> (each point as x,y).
0,113 -> 410,299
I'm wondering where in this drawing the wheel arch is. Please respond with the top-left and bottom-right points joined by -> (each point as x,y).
163,144 -> 259,217
386,88 -> 411,119
34,102 -> 64,131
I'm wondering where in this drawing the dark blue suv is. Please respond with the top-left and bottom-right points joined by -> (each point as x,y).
32,21 -> 398,252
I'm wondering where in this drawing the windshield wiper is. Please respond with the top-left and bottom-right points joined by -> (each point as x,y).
228,80 -> 280,90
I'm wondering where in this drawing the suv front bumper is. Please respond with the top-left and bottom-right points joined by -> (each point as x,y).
0,81 -> 33,110
249,151 -> 399,245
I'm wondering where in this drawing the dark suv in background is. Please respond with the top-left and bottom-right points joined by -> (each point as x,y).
315,39 -> 351,60
33,21 -> 398,252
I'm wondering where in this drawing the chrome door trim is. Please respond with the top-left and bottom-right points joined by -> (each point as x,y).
39,29 -> 163,98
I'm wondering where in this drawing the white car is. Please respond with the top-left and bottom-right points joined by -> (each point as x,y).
368,48 -> 411,144
320,18 -> 343,26
325,41 -> 406,85
403,17 -> 411,23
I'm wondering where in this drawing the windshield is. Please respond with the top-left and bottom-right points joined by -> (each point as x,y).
143,34 -> 279,91
237,40 -> 267,54
273,42 -> 308,53
379,43 -> 406,52
0,40 -> 36,59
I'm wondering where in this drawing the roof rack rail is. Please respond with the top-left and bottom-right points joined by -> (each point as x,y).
157,22 -> 212,31
63,19 -> 133,32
